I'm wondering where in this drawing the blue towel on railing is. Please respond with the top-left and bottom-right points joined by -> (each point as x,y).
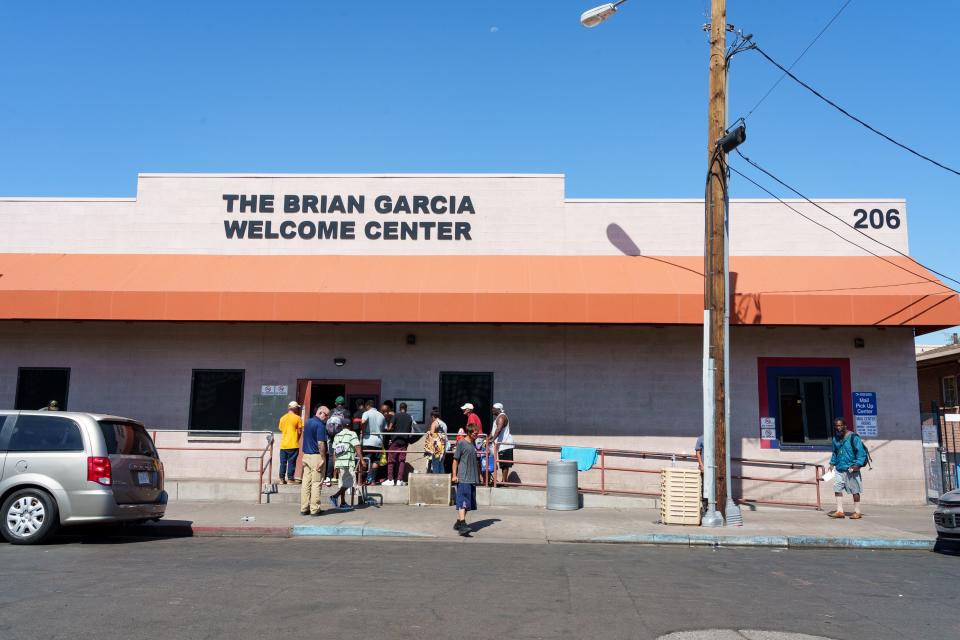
560,446 -> 598,472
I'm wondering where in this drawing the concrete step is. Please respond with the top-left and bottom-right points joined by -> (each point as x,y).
168,477 -> 658,509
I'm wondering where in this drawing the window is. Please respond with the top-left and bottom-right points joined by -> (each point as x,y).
98,420 -> 158,458
15,367 -> 70,411
942,376 -> 958,407
189,370 -> 244,432
758,358 -> 851,449
7,415 -> 84,452
777,376 -> 834,445
439,372 -> 493,433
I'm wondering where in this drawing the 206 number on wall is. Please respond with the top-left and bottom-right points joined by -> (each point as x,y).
853,208 -> 900,230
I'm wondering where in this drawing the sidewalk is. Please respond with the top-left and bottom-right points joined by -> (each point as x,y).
136,500 -> 940,550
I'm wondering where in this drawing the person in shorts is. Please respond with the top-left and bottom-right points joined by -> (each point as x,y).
828,417 -> 867,519
489,402 -> 514,484
451,423 -> 481,536
328,423 -> 364,511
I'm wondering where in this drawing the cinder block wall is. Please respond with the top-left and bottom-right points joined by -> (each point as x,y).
0,321 -> 923,504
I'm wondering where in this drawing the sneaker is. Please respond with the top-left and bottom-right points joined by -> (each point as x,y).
397,480 -> 406,486
300,510 -> 309,516
290,479 -> 302,485
453,520 -> 463,531
324,478 -> 332,487
458,522 -> 472,536
281,478 -> 288,485
339,504 -> 353,511
329,497 -> 339,509
310,511 -> 322,516
850,512 -> 863,519
382,480 -> 395,486
828,511 -> 845,519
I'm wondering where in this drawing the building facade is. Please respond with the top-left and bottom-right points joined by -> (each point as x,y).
2,174 -> 958,504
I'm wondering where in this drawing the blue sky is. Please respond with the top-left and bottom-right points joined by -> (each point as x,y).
1,1 -> 957,341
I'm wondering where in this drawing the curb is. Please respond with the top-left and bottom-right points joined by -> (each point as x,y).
585,532 -> 934,551
292,525 -> 434,538
129,523 -> 292,538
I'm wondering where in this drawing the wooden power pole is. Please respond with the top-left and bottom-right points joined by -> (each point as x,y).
706,0 -> 728,512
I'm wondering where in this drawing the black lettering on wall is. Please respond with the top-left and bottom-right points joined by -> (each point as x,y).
280,220 -> 296,239
223,194 -> 239,213
454,222 -> 472,240
284,195 -> 300,213
224,219 -> 247,238
260,194 -> 274,213
302,195 -> 319,214
239,194 -> 257,213
365,221 -> 381,239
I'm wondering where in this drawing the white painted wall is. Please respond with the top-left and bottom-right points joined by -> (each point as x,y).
0,174 -> 908,256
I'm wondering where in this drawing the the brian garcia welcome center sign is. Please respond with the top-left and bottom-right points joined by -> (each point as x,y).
222,193 -> 477,242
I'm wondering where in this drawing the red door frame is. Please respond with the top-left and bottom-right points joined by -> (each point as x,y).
294,378 -> 382,478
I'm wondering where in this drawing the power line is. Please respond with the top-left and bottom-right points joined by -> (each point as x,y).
745,0 -> 854,120
750,44 -> 960,178
729,151 -> 960,295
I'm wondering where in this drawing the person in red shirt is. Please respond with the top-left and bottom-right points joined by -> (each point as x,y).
460,402 -> 483,435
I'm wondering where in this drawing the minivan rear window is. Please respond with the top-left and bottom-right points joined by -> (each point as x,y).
98,421 -> 158,458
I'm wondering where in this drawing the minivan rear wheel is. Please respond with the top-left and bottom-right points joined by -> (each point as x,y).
1,489 -> 59,545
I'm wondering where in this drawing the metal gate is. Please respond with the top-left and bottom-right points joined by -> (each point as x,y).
926,403 -> 960,499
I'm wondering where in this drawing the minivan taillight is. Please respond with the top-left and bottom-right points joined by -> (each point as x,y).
87,457 -> 112,486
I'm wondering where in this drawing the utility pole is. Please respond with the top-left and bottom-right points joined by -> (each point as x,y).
702,0 -> 728,526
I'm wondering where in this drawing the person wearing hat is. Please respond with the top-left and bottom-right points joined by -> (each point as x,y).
461,403 -> 483,434
277,401 -> 304,484
489,402 -> 514,484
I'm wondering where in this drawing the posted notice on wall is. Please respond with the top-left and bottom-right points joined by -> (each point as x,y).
260,385 -> 289,396
759,416 -> 778,449
852,391 -> 878,437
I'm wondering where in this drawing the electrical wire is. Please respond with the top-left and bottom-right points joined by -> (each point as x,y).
729,152 -> 960,295
735,149 -> 960,289
750,44 -> 960,178
744,0 -> 854,120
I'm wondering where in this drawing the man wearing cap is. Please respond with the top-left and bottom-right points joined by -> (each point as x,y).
461,403 -> 483,434
278,401 -> 303,485
489,402 -> 514,484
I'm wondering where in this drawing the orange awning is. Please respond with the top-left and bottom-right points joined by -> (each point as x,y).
0,253 -> 957,330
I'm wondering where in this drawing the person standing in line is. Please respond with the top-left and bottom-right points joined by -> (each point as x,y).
324,396 -> 351,486
277,401 -> 303,485
361,400 -> 386,484
489,402 -> 514,485
352,398 -> 365,435
451,423 -> 481,536
386,402 -> 413,486
328,422 -> 364,511
461,402 -> 483,434
828,417 -> 868,519
424,407 -> 448,474
300,405 -> 329,516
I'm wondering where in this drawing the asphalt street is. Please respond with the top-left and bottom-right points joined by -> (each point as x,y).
0,536 -> 956,640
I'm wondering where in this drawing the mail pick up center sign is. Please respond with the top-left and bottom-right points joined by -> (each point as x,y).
853,392 -> 878,437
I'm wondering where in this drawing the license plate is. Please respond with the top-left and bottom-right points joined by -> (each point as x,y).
137,471 -> 152,485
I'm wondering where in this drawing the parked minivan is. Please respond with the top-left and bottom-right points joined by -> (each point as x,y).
0,411 -> 166,544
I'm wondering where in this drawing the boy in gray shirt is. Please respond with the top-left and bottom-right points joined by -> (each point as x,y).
451,423 -> 480,536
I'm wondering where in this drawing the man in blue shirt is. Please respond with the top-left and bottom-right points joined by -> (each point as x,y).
828,417 -> 868,519
300,405 -> 329,516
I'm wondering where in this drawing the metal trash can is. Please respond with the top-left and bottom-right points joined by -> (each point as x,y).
546,459 -> 579,510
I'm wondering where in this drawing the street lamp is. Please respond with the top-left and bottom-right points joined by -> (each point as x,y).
580,0 -> 743,528
580,1 -> 628,28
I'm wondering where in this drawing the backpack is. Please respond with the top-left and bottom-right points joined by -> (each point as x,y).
847,433 -> 873,470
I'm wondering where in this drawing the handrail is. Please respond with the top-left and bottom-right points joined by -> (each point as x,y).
483,440 -> 826,510
150,429 -> 275,504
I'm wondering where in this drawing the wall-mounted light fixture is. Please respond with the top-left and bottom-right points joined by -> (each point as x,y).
406,334 -> 417,345
853,338 -> 865,349
334,357 -> 346,367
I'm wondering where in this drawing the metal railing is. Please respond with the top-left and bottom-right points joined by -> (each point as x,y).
149,430 -> 275,504
485,441 -> 826,510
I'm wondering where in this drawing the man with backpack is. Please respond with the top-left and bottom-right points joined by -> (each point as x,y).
828,417 -> 869,519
